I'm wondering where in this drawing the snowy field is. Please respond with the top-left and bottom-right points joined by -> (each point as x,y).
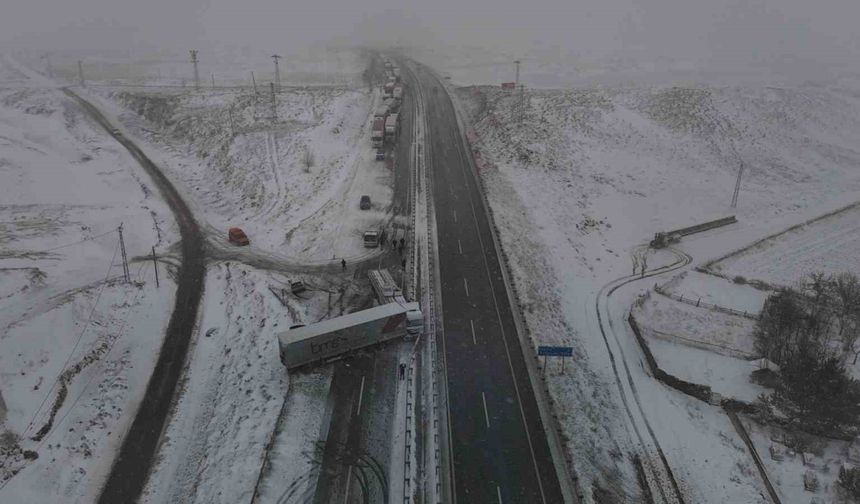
660,271 -> 767,315
744,418 -> 853,504
14,47 -> 366,88
0,56 -> 175,502
79,83 -> 393,265
254,369 -> 333,503
1,49 -> 385,504
141,262 -> 370,504
633,291 -> 757,357
453,77 -> 860,502
705,202 -> 860,288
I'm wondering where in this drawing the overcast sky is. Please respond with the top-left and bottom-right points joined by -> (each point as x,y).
3,0 -> 858,71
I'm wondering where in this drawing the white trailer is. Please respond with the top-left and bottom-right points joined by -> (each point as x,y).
278,301 -> 423,369
369,268 -> 406,305
384,113 -> 399,143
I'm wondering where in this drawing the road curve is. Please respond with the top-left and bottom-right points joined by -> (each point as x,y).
61,88 -> 207,503
593,247 -> 690,503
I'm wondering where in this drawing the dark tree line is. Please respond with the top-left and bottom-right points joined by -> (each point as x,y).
755,272 -> 860,431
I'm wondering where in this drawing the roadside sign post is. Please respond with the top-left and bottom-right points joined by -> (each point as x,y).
538,345 -> 573,375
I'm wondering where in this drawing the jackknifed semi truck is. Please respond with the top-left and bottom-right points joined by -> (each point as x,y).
278,301 -> 423,369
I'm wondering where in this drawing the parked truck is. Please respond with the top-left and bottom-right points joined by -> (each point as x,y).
278,301 -> 423,369
371,117 -> 384,147
383,81 -> 395,97
369,268 -> 406,305
384,113 -> 399,143
363,229 -> 381,248
392,85 -> 403,100
650,216 -> 737,248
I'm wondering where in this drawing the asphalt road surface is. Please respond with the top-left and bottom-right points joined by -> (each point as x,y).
408,65 -> 565,503
62,89 -> 207,504
312,70 -> 415,503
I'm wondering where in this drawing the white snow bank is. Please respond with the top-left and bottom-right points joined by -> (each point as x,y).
143,263 -> 293,504
0,80 -> 175,502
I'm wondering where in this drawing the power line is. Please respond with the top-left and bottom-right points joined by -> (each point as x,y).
189,50 -> 199,90
24,238 -> 121,436
272,54 -> 282,93
118,223 -> 130,283
40,286 -> 145,448
24,227 -> 117,254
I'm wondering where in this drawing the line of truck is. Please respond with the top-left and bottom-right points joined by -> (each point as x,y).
372,57 -> 404,149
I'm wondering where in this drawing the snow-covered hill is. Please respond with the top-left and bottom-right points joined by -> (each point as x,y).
455,82 -> 860,502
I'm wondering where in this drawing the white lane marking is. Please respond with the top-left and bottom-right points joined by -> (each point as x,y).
470,319 -> 477,345
356,375 -> 366,415
497,486 -> 503,504
463,278 -> 469,297
343,465 -> 353,504
453,210 -> 457,223
458,239 -> 463,255
456,139 -> 548,503
482,392 -> 490,428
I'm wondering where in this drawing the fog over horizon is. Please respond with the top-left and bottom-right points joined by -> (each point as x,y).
3,0 -> 859,85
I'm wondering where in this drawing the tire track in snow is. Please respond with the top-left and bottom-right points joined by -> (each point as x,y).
593,246 -> 691,504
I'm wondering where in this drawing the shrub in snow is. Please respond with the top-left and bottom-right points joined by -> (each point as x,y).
839,464 -> 860,498
754,272 -> 860,433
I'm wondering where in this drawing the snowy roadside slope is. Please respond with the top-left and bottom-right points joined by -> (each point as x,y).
141,263 -> 291,504
84,86 -> 377,260
0,58 -> 175,503
455,82 -> 860,501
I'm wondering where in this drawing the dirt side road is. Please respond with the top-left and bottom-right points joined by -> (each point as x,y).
61,88 -> 206,504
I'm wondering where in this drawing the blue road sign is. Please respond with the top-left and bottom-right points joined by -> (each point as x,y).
537,345 -> 573,357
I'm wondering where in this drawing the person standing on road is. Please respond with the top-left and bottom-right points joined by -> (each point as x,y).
341,258 -> 346,270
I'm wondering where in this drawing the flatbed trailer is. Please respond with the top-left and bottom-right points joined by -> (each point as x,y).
650,216 -> 737,248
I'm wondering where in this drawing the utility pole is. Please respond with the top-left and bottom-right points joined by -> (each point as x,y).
271,54 -> 282,93
43,53 -> 53,78
514,59 -> 520,88
227,105 -> 235,136
516,84 -> 527,123
211,73 -> 215,89
270,82 -> 277,122
77,60 -> 85,87
251,71 -> 258,96
151,246 -> 159,288
118,224 -> 130,283
189,50 -> 200,90
731,161 -> 745,208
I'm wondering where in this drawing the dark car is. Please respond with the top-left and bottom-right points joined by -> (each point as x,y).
360,195 -> 371,210
375,149 -> 385,161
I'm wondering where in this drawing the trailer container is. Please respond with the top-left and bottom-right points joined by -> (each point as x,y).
384,113 -> 399,143
278,301 -> 423,369
371,117 -> 384,147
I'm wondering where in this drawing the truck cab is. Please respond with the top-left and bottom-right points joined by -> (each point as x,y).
406,308 -> 424,335
363,230 -> 381,248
